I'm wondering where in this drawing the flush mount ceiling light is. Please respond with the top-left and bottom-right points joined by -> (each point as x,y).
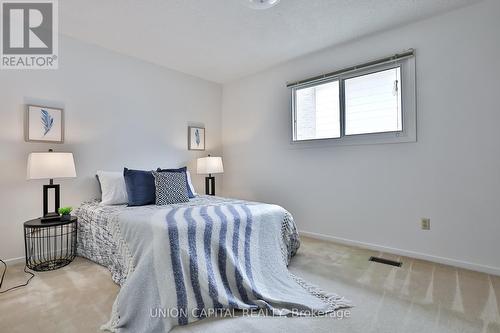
245,0 -> 281,10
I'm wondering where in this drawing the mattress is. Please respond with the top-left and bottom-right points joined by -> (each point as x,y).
75,195 -> 300,285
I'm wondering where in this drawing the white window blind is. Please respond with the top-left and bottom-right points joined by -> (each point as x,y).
295,81 -> 340,141
345,67 -> 402,135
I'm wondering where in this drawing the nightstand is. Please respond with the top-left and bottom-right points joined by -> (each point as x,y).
23,216 -> 77,271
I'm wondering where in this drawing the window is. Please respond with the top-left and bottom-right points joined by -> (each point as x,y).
344,67 -> 402,136
295,80 -> 340,140
290,52 -> 416,145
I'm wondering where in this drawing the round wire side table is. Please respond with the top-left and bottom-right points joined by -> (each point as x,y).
23,216 -> 77,271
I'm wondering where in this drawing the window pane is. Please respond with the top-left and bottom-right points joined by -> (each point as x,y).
294,80 -> 340,141
345,67 -> 402,135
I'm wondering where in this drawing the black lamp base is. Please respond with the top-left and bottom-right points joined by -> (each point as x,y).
41,180 -> 60,223
41,213 -> 60,223
205,175 -> 216,196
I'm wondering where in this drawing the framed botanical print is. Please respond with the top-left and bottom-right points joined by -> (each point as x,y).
188,126 -> 205,151
25,105 -> 64,143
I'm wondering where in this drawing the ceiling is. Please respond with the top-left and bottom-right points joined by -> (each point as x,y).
60,0 -> 479,83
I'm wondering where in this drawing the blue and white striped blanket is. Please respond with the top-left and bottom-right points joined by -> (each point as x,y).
100,198 -> 350,332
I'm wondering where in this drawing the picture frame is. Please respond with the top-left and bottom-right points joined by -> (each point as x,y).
25,105 -> 64,143
188,126 -> 205,151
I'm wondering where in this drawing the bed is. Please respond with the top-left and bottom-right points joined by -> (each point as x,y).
76,195 -> 349,332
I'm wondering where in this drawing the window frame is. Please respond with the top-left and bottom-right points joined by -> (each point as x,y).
290,56 -> 416,147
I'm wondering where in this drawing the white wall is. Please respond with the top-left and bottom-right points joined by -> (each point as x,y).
222,0 -> 500,274
0,36 -> 222,261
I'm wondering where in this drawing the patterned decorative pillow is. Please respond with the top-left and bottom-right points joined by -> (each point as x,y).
156,166 -> 196,198
152,171 -> 189,205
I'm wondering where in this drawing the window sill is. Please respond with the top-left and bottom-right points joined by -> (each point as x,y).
289,130 -> 416,149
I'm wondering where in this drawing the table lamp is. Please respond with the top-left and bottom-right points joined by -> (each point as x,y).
27,149 -> 76,222
197,155 -> 223,196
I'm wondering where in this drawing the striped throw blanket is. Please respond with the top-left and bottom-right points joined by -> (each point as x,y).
102,200 -> 350,332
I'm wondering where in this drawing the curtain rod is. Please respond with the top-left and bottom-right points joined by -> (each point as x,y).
286,49 -> 415,88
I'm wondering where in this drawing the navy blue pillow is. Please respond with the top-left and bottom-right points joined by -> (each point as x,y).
123,168 -> 156,206
156,166 -> 194,198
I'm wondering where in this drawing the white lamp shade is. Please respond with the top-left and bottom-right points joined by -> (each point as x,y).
27,152 -> 77,180
197,156 -> 224,175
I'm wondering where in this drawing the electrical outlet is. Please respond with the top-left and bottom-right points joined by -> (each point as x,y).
421,218 -> 431,230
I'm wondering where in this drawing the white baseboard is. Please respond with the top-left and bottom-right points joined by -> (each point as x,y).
299,230 -> 500,276
2,256 -> 25,265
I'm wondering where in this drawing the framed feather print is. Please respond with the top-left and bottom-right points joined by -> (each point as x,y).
25,105 -> 64,143
188,126 -> 205,151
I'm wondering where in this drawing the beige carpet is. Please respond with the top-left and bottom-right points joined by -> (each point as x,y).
1,237 -> 499,333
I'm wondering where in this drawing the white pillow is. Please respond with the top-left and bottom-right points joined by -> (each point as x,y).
186,171 -> 197,196
96,171 -> 128,205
